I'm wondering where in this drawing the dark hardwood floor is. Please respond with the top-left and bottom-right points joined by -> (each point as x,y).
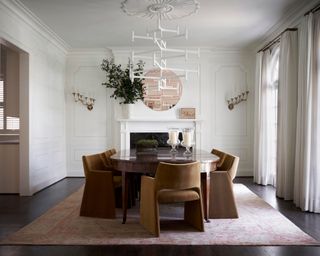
0,177 -> 319,256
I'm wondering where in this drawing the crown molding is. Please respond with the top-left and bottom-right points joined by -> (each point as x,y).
67,48 -> 113,57
0,0 -> 70,54
251,0 -> 320,52
199,47 -> 251,54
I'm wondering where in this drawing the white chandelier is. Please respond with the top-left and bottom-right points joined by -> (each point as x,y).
121,0 -> 200,89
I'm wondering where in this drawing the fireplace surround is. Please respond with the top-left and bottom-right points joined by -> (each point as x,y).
118,119 -> 201,151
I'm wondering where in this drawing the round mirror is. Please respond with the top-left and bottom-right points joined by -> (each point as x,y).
143,69 -> 182,111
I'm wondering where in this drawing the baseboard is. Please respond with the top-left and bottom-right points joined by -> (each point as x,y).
67,170 -> 85,177
236,169 -> 253,177
30,175 -> 66,196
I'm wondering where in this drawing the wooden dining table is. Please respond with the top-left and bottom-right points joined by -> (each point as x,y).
110,148 -> 219,224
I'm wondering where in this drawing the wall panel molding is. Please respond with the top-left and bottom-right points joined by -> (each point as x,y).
214,65 -> 248,137
66,50 -> 113,176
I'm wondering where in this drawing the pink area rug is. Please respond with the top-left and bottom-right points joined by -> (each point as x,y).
1,184 -> 318,245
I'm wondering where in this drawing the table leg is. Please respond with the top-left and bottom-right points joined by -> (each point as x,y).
201,172 -> 211,223
122,171 -> 128,224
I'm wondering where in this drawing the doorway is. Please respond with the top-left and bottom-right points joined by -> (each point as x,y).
0,38 -> 29,195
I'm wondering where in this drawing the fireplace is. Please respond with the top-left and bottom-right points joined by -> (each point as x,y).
118,119 -> 201,151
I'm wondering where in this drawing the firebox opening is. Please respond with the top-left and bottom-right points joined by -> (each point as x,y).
130,132 -> 183,149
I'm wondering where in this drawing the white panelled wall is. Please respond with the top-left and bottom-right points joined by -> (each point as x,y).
0,1 -> 255,191
66,50 -> 114,176
66,49 -> 254,176
0,1 -> 68,195
199,50 -> 254,176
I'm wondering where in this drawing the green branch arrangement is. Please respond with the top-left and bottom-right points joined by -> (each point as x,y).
101,58 -> 145,104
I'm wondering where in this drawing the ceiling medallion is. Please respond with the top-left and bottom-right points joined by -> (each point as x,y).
121,0 -> 200,90
121,0 -> 199,20
148,4 -> 174,15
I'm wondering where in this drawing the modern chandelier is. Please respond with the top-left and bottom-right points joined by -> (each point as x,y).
121,0 -> 200,89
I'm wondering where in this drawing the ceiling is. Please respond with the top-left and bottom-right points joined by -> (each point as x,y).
20,0 -> 309,49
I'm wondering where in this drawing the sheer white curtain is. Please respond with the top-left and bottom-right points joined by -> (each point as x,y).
254,46 -> 280,186
276,31 -> 298,200
294,11 -> 320,213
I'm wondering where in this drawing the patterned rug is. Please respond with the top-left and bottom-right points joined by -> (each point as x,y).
1,184 -> 318,245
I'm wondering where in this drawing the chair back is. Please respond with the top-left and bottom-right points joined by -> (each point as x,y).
211,148 -> 227,168
226,154 -> 239,180
211,148 -> 239,180
154,162 -> 201,192
102,148 -> 117,167
104,148 -> 116,158
82,153 -> 106,177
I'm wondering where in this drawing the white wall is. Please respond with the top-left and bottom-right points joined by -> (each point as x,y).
67,48 -> 255,176
0,0 -> 313,190
1,2 -> 255,183
0,1 -> 68,195
199,50 -> 255,176
66,50 -> 114,176
112,49 -> 254,176
112,49 -> 200,120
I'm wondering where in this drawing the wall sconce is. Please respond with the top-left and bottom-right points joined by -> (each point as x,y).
226,91 -> 249,110
72,91 -> 95,111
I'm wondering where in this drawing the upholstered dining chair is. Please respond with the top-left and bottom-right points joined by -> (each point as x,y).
140,162 -> 204,237
80,149 -> 121,218
209,148 -> 239,219
102,148 -> 122,186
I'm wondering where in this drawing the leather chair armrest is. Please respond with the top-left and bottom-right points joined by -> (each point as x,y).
87,170 -> 113,185
212,170 -> 233,181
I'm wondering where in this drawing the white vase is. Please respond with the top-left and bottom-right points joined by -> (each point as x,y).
122,103 -> 134,119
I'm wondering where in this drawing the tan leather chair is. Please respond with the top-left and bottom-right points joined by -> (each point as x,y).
209,149 -> 239,219
140,162 -> 204,237
102,148 -> 122,186
80,149 -> 121,218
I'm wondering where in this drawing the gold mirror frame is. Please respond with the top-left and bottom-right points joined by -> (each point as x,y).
143,69 -> 182,111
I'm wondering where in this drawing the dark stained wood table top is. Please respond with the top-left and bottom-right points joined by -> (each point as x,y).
110,148 -> 219,174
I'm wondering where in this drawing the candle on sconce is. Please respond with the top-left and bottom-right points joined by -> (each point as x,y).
72,87 -> 96,111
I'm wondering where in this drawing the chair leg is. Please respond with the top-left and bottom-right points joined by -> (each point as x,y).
185,199 -> 204,232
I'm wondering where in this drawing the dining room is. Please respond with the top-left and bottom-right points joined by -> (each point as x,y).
0,0 -> 320,255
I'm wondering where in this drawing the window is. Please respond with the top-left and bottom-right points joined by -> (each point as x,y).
0,45 -> 20,136
266,45 -> 280,185
6,116 -> 20,130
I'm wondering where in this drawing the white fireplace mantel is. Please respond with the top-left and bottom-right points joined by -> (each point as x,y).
118,119 -> 202,151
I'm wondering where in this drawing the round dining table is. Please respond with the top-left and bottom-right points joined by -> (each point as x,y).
110,148 -> 219,224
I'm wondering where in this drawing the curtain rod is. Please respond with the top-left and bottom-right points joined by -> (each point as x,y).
257,28 -> 297,53
304,2 -> 320,16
